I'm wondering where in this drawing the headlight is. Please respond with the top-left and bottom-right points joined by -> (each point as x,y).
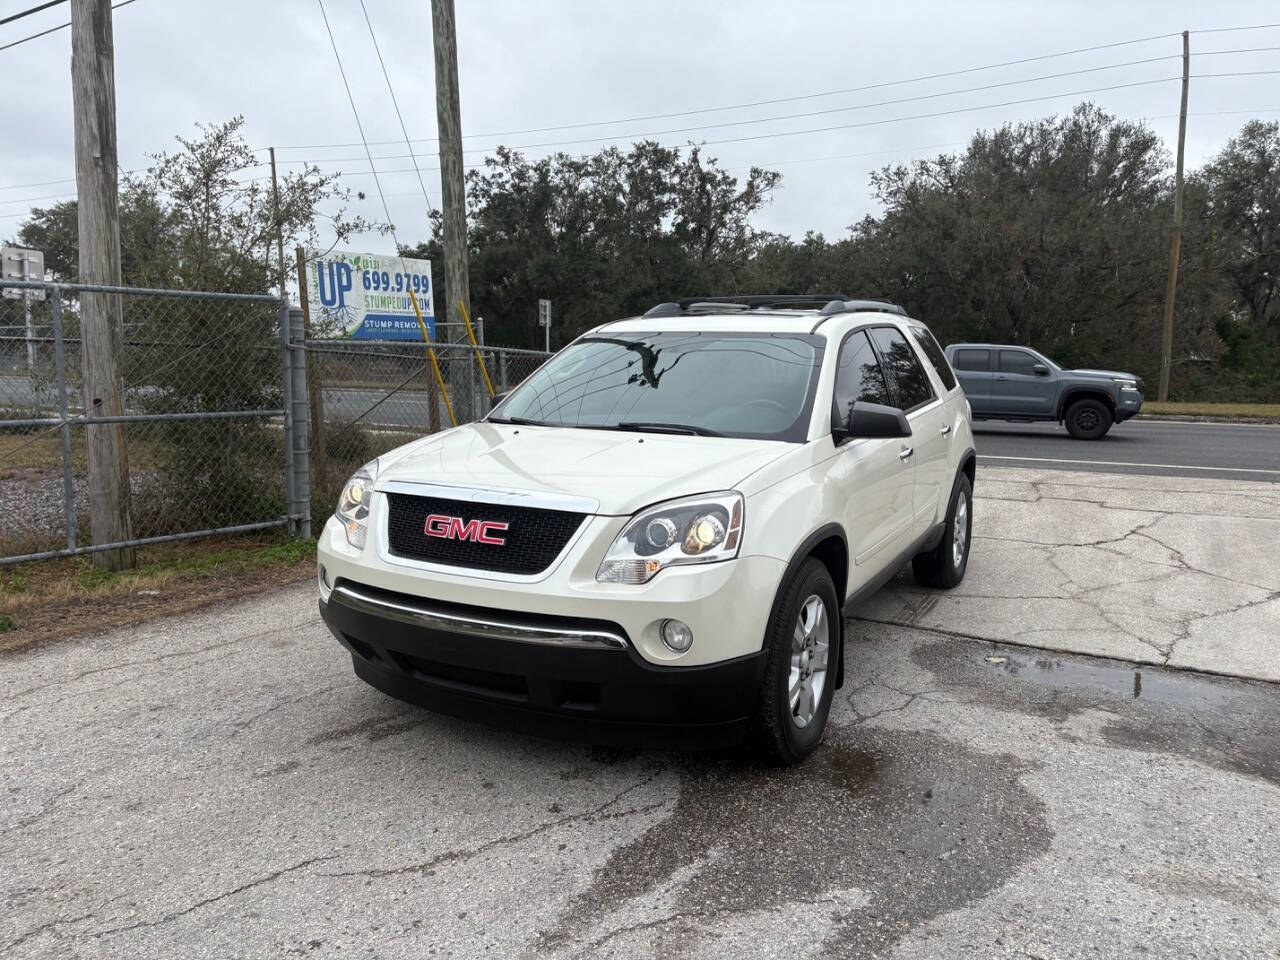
335,459 -> 378,548
596,491 -> 744,584
1113,378 -> 1139,389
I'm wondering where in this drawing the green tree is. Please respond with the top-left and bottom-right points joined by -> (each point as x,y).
14,117 -> 377,293
403,142 -> 782,349
856,105 -> 1172,379
10,119 -> 384,533
1195,120 -> 1280,398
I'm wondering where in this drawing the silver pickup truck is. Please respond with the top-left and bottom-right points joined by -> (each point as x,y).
943,343 -> 1144,440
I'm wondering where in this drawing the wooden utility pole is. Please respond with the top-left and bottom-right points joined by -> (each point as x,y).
71,0 -> 134,569
430,0 -> 471,414
1157,31 -> 1190,403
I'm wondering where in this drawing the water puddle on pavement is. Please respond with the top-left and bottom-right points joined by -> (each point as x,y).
535,730 -> 1051,959
915,641 -> 1280,787
987,652 -> 1247,711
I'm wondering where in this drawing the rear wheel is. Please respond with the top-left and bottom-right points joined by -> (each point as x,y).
1064,398 -> 1112,440
749,558 -> 840,765
912,472 -> 973,589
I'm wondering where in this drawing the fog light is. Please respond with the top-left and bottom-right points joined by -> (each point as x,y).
660,618 -> 693,653
318,564 -> 330,589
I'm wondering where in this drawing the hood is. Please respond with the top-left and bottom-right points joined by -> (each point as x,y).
375,422 -> 791,515
1069,368 -> 1140,382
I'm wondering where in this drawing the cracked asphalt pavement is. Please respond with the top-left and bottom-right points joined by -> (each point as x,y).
3,467 -> 1279,958
865,467 -> 1280,680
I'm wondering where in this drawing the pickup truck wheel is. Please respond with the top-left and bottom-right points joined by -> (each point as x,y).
749,558 -> 840,766
912,472 -> 973,589
1064,398 -> 1112,440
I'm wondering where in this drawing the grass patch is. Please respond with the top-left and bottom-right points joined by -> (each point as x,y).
0,532 -> 316,653
1143,402 -> 1280,419
57,535 -> 316,597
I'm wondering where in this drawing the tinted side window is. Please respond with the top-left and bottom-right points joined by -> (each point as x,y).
953,349 -> 991,372
999,350 -> 1039,376
910,327 -> 958,391
832,330 -> 892,427
868,327 -> 936,412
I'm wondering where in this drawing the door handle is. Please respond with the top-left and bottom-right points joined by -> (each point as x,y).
940,424 -> 952,436
993,375 -> 1009,381
899,446 -> 914,461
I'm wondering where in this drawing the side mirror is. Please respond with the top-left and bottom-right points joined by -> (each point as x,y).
1032,363 -> 1049,376
833,401 -> 912,444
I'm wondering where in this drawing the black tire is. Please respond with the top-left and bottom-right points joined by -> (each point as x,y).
912,472 -> 973,589
748,558 -> 841,766
1064,398 -> 1112,440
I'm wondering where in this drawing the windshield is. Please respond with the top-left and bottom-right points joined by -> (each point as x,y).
491,332 -> 825,442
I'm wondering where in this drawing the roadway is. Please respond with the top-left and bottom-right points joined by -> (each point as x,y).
973,418 -> 1280,482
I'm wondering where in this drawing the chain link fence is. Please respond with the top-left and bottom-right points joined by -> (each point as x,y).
0,280 -> 293,564
1,277 -> 551,565
303,339 -> 550,516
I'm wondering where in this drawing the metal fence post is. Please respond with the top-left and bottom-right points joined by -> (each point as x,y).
467,347 -> 476,423
280,299 -> 296,535
49,285 -> 76,551
498,349 -> 508,392
288,307 -> 312,539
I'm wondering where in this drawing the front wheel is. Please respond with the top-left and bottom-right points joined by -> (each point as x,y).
1064,398 -> 1112,440
748,558 -> 841,765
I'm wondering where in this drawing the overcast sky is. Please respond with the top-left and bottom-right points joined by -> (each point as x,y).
2,0 -> 1278,252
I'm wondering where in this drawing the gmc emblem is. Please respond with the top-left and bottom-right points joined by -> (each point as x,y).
423,513 -> 509,546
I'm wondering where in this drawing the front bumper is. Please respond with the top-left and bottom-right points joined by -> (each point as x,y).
319,580 -> 765,748
1116,388 -> 1143,422
317,509 -> 787,668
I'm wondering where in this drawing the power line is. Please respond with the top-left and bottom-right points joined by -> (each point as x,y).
7,97 -> 1280,222
270,28 -> 1188,152
8,91 -> 1280,219
1192,22 -> 1280,34
314,0 -> 394,227
3,39 -> 1275,192
315,0 -> 459,426
0,1 -> 67,28
269,54 -> 1280,166
0,0 -> 136,53
277,54 -> 1188,161
357,0 -> 434,216
264,23 -> 1280,153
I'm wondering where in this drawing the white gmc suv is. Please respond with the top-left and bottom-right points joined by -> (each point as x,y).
317,296 -> 976,764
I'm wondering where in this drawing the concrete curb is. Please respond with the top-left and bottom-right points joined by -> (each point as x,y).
1136,413 -> 1280,425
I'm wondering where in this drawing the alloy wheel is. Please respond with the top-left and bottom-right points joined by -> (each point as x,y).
789,595 -> 830,729
953,491 -> 969,570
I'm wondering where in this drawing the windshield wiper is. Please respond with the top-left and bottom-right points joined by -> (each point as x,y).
486,416 -> 550,427
615,421 -> 724,437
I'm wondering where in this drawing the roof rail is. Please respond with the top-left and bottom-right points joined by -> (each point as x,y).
819,298 -> 908,317
642,294 -> 907,319
643,294 -> 849,318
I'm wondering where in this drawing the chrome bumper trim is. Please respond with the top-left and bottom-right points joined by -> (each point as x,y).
329,582 -> 629,650
378,479 -> 600,515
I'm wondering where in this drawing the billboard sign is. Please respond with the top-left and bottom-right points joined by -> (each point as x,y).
305,248 -> 434,339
